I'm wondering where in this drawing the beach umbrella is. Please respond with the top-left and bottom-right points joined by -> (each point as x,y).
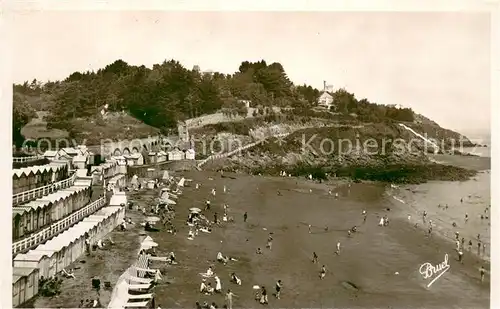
159,198 -> 176,205
190,207 -> 202,213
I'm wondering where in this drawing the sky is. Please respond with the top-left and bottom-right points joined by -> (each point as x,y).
8,10 -> 492,136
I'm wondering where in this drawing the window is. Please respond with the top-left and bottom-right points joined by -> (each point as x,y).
28,274 -> 33,287
13,282 -> 18,296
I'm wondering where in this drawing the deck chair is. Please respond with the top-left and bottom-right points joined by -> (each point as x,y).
126,274 -> 153,284
127,293 -> 153,299
128,283 -> 152,291
125,300 -> 149,308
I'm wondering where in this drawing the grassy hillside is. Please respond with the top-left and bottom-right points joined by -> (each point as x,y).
21,110 -> 160,145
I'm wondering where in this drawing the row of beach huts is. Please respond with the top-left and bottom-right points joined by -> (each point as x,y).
12,145 -> 130,308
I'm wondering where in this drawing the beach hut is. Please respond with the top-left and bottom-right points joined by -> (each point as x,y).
125,153 -> 144,166
185,148 -> 196,160
157,151 -> 167,163
146,168 -> 155,178
146,180 -> 156,189
109,191 -> 128,207
75,168 -> 88,178
72,155 -> 88,169
108,174 -> 126,191
148,152 -> 157,164
43,150 -> 58,161
167,148 -> 184,161
12,267 -> 39,307
14,251 -> 55,278
113,155 -> 127,166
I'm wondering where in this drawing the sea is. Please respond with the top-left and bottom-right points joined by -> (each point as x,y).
388,144 -> 491,261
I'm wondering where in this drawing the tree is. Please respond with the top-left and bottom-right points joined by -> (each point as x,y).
13,93 -> 36,147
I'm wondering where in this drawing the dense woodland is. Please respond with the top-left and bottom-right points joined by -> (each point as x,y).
12,59 -> 414,146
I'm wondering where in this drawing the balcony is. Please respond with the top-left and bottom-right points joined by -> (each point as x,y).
12,196 -> 107,255
12,173 -> 77,206
13,155 -> 45,164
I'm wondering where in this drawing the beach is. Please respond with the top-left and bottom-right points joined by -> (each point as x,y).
143,170 -> 489,309
29,168 -> 490,309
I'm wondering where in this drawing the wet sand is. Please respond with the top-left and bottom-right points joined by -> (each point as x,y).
391,171 -> 491,261
147,171 -> 489,309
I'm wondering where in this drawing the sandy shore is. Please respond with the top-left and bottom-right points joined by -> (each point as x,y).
390,171 -> 491,262
30,171 -> 489,308
146,171 -> 489,309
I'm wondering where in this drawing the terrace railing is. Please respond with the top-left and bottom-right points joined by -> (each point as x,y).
13,155 -> 45,164
12,173 -> 77,206
12,196 -> 107,255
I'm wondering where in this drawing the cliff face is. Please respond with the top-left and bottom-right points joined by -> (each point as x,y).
411,113 -> 475,147
201,121 -> 476,184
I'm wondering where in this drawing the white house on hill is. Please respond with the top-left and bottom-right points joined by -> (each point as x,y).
317,81 -> 334,109
318,92 -> 334,109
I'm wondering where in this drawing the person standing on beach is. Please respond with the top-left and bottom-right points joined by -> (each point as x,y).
308,224 -> 312,234
477,242 -> 481,255
260,286 -> 268,304
483,243 -> 486,255
461,237 -> 465,247
465,213 -> 469,223
422,211 -> 427,223
336,241 -> 341,255
480,266 -> 485,282
205,200 -> 211,211
312,252 -> 318,263
320,265 -> 327,279
215,276 -> 222,293
458,251 -> 464,263
243,212 -> 248,222
214,212 -> 218,224
456,240 -> 460,251
266,234 -> 273,250
275,280 -> 283,299
225,289 -> 235,309
468,240 -> 473,251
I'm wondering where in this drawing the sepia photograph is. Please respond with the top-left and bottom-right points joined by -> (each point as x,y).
6,2 -> 495,309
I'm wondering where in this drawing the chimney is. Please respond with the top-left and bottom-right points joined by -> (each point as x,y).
323,81 -> 326,91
